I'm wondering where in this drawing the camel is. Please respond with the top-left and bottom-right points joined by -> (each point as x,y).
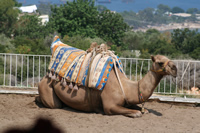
36,54 -> 177,118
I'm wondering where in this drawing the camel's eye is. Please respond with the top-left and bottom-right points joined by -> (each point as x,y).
158,62 -> 164,67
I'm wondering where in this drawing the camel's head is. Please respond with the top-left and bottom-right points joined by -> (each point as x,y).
151,55 -> 177,77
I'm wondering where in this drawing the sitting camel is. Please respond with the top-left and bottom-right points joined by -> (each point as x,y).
36,43 -> 177,118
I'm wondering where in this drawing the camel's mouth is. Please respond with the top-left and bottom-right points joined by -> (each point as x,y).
168,64 -> 177,78
169,70 -> 177,78
171,73 -> 177,78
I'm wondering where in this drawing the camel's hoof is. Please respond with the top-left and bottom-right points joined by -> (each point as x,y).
133,111 -> 142,118
126,111 -> 142,118
142,109 -> 149,114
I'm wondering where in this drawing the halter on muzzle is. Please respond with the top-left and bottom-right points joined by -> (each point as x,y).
150,60 -> 169,73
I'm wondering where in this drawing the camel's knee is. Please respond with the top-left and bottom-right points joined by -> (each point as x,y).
103,106 -> 114,115
37,76 -> 62,109
35,96 -> 42,103
39,89 -> 63,109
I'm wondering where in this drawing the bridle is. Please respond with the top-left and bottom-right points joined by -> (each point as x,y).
138,60 -> 170,113
150,60 -> 170,73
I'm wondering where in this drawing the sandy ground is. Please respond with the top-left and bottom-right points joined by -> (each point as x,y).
0,94 -> 200,133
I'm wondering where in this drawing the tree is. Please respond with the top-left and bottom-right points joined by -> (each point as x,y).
172,28 -> 195,52
121,11 -> 144,28
0,0 -> 19,37
13,36 -> 50,55
153,39 -> 177,55
95,10 -> 130,46
182,32 -> 200,54
171,6 -> 185,13
97,5 -> 108,12
37,2 -> 51,15
122,31 -> 145,50
138,8 -> 155,22
0,34 -> 15,53
187,14 -> 197,22
14,14 -> 49,39
160,31 -> 171,44
157,4 -> 171,14
63,35 -> 91,50
49,0 -> 130,46
142,29 -> 162,53
49,0 -> 99,38
171,28 -> 200,58
190,47 -> 200,59
186,8 -> 198,14
13,0 -> 22,7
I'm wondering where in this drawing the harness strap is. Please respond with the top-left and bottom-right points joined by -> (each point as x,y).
113,59 -> 129,105
108,51 -> 127,78
108,51 -> 129,105
86,48 -> 97,87
138,80 -> 145,114
150,60 -> 169,73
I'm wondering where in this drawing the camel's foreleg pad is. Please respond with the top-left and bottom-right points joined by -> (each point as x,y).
104,105 -> 142,118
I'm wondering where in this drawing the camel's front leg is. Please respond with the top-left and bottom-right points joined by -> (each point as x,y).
36,76 -> 62,109
127,104 -> 149,114
104,105 -> 142,118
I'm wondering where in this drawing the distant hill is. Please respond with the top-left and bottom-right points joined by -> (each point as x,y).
17,0 -> 200,12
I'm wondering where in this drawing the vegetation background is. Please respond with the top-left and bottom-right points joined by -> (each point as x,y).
1,0 -> 200,60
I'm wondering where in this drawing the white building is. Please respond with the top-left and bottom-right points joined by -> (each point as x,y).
172,13 -> 192,17
17,5 -> 49,25
18,5 -> 37,13
39,15 -> 49,25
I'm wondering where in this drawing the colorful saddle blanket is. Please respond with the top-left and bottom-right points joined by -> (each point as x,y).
48,36 -> 123,90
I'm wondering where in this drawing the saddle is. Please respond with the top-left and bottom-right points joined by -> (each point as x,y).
48,36 -> 125,91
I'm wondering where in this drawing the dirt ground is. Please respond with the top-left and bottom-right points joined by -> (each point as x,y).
0,94 -> 200,133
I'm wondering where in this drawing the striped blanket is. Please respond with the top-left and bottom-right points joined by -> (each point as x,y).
48,36 -> 123,90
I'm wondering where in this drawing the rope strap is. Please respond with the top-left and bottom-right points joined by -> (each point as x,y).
113,59 -> 129,105
150,60 -> 169,73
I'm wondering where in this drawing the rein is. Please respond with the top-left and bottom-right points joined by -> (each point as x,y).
138,60 -> 170,114
112,55 -> 130,106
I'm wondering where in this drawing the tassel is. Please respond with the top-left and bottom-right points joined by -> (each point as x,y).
46,71 -> 49,76
62,80 -> 67,87
61,78 -> 64,84
51,73 -> 56,80
141,107 -> 145,114
73,84 -> 78,91
141,103 -> 145,114
56,74 -> 60,81
69,82 -> 73,89
49,71 -> 52,78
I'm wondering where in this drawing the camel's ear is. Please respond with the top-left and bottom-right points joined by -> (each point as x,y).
151,55 -> 155,62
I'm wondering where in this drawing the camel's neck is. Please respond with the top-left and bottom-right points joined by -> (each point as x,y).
138,71 -> 163,100
117,69 -> 163,105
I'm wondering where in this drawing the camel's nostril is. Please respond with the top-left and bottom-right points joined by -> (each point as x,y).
171,65 -> 177,70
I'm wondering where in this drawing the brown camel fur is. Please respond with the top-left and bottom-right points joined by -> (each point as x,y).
36,55 -> 177,118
